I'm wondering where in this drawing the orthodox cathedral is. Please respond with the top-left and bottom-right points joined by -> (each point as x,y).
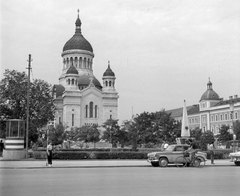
52,13 -> 119,128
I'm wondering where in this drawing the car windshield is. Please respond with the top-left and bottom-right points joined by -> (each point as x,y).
165,145 -> 175,151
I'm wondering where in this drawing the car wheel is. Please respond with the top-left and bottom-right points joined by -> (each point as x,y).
159,158 -> 168,167
151,162 -> 159,167
192,159 -> 201,167
235,161 -> 240,166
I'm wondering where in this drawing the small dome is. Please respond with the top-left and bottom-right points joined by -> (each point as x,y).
63,14 -> 93,52
200,79 -> 220,101
78,74 -> 102,89
66,65 -> 78,75
103,62 -> 115,77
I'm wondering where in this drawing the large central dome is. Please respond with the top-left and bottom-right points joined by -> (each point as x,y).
63,14 -> 93,52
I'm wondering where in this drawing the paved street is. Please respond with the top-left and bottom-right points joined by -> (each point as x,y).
0,162 -> 239,196
0,159 -> 235,169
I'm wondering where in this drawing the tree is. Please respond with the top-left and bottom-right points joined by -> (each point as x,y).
233,120 -> 240,141
199,130 -> 215,151
49,123 -> 66,146
0,69 -> 55,145
102,119 -> 120,148
217,125 -> 232,143
73,125 -> 100,148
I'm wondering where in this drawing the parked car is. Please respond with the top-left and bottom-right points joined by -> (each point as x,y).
147,144 -> 207,167
229,151 -> 240,166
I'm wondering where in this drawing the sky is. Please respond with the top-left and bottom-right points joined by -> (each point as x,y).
1,0 -> 240,124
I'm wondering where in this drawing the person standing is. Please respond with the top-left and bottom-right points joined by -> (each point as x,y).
0,140 -> 4,157
46,141 -> 53,167
209,143 -> 215,164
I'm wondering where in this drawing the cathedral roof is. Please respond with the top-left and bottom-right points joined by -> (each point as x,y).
66,65 -> 78,75
103,61 -> 115,77
200,79 -> 220,101
78,74 -> 102,89
63,13 -> 93,52
53,84 -> 65,98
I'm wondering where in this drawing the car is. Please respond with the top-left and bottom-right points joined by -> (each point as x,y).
229,151 -> 240,166
147,144 -> 207,167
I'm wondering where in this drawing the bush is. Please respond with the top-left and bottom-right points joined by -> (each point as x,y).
33,151 -> 148,160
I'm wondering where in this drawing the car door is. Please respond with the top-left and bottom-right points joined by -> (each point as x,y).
170,146 -> 184,163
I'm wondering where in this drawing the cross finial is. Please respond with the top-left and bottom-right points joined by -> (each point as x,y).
77,9 -> 80,17
108,61 -> 110,68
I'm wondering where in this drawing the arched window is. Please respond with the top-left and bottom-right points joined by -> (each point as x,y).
90,102 -> 93,118
68,79 -> 70,85
72,114 -> 74,126
70,57 -> 73,66
105,81 -> 108,87
95,105 -> 98,118
109,81 -> 112,87
79,57 -> 82,68
72,79 -> 75,85
84,58 -> 86,68
75,57 -> 78,67
85,105 -> 88,118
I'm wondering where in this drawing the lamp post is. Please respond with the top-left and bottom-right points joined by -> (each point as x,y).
229,102 -> 235,152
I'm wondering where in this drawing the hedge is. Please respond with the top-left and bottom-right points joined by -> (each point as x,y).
33,151 -> 148,160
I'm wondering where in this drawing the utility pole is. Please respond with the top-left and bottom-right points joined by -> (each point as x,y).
26,54 -> 32,158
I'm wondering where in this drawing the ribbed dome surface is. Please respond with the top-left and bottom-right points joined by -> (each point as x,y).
66,65 -> 78,75
78,74 -> 102,89
200,90 -> 220,101
200,80 -> 220,101
63,34 -> 93,52
63,15 -> 93,52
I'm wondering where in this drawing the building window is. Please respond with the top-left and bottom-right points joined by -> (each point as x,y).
230,113 -> 233,120
235,112 -> 238,119
211,115 -> 214,122
90,102 -> 93,118
220,114 -> 223,121
215,115 -> 218,121
86,105 -> 88,118
225,114 -> 228,120
105,81 -> 108,86
202,116 -> 206,123
109,81 -> 112,87
72,114 -> 74,126
95,105 -> 98,118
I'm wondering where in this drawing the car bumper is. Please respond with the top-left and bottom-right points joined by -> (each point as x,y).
147,157 -> 158,163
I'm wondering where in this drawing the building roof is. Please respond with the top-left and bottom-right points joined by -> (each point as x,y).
103,62 -> 115,77
200,79 -> 220,101
66,65 -> 79,75
78,74 -> 102,89
63,15 -> 93,52
166,105 -> 200,118
53,84 -> 65,98
214,97 -> 240,106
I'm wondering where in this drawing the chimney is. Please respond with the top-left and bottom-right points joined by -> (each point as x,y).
229,96 -> 233,100
234,95 -> 238,99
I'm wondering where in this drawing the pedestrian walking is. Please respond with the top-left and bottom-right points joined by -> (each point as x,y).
46,141 -> 53,167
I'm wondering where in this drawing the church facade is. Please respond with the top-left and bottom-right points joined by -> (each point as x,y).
52,13 -> 119,128
167,79 -> 240,135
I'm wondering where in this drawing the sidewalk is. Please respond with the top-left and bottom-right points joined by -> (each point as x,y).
0,159 -> 236,169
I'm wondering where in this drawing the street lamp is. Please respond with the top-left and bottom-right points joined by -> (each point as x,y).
229,102 -> 236,152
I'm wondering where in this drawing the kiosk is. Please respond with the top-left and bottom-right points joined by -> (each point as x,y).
2,119 -> 26,160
